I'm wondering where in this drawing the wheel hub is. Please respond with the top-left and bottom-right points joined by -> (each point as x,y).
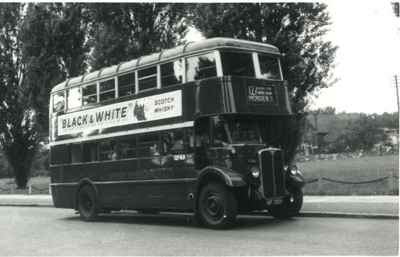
205,195 -> 223,218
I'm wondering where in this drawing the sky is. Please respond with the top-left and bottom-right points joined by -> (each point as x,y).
311,0 -> 400,114
187,0 -> 400,114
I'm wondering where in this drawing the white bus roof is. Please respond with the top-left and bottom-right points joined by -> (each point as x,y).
51,37 -> 280,93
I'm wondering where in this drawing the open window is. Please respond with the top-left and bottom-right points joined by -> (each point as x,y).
161,60 -> 183,87
52,91 -> 65,113
186,52 -> 217,82
82,84 -> 97,106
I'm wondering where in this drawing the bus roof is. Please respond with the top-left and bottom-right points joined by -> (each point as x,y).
51,37 -> 280,93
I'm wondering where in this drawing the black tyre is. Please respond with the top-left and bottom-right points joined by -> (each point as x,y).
197,183 -> 237,229
77,185 -> 98,221
268,188 -> 303,219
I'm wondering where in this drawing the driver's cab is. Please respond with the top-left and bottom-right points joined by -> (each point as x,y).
194,114 -> 267,171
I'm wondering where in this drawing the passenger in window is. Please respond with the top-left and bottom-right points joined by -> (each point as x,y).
150,144 -> 160,156
111,142 -> 122,160
171,138 -> 184,151
214,133 -> 229,147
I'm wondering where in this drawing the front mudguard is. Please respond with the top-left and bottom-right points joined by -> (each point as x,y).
286,172 -> 305,191
197,166 -> 247,188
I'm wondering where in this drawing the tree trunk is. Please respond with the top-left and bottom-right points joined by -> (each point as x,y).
3,136 -> 37,189
283,114 -> 306,164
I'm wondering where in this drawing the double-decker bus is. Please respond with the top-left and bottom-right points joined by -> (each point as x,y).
49,37 -> 305,228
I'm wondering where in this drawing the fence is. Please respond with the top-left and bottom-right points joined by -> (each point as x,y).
0,183 -> 50,195
304,174 -> 399,195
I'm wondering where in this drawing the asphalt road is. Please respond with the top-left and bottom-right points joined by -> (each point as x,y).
0,206 -> 398,256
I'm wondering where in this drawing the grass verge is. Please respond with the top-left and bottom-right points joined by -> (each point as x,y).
299,155 -> 398,195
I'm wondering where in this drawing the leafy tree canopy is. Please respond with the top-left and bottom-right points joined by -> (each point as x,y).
189,3 -> 337,113
86,3 -> 188,70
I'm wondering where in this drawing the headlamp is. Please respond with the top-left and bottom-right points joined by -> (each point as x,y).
289,165 -> 302,176
250,166 -> 260,178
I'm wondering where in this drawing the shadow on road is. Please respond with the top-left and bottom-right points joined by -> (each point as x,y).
60,211 -> 296,229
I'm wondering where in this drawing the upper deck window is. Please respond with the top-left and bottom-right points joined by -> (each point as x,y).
99,79 -> 115,102
220,51 -> 255,77
258,54 -> 281,80
82,84 -> 97,106
161,60 -> 183,87
53,91 -> 65,113
118,72 -> 135,97
67,87 -> 82,110
186,53 -> 217,82
138,67 -> 157,91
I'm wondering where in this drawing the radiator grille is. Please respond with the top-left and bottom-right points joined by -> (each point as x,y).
259,148 -> 286,197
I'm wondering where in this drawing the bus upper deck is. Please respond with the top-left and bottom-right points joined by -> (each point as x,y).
50,37 -> 292,144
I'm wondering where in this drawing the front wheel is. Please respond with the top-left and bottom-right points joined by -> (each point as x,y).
77,185 -> 98,221
196,183 -> 237,229
268,189 -> 303,219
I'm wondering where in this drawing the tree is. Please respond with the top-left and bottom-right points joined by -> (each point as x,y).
0,3 -> 88,188
85,3 -> 187,70
343,114 -> 389,151
50,3 -> 89,78
0,3 -> 37,188
188,3 -> 337,162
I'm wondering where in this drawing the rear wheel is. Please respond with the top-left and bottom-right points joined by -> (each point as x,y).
268,188 -> 303,219
197,183 -> 237,229
77,185 -> 98,221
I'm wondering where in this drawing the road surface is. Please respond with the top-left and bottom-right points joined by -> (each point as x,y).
0,206 -> 397,255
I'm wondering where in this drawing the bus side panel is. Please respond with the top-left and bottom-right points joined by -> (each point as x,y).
123,157 -> 197,210
51,184 -> 77,209
51,165 -> 77,209
52,157 -> 198,211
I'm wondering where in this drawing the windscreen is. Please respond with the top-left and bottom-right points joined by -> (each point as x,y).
229,118 -> 262,144
211,116 -> 262,145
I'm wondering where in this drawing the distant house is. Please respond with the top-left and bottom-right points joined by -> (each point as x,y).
302,112 -> 366,154
382,128 -> 399,145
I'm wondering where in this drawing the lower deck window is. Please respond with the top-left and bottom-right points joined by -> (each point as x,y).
51,128 -> 195,165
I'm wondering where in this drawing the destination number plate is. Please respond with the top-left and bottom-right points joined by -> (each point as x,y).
247,86 -> 275,104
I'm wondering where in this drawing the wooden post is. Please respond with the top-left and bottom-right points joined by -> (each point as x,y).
317,174 -> 323,194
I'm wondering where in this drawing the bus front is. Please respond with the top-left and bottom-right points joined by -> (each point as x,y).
193,43 -> 305,226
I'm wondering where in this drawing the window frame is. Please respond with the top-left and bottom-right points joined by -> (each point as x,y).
98,78 -> 117,102
66,86 -> 82,111
137,66 -> 158,92
255,52 -> 283,81
117,71 -> 136,98
82,83 -> 98,106
219,50 -> 256,78
185,51 -> 220,82
52,90 -> 66,113
160,58 -> 185,88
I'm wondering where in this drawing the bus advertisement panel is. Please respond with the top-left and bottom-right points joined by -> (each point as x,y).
58,90 -> 182,136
